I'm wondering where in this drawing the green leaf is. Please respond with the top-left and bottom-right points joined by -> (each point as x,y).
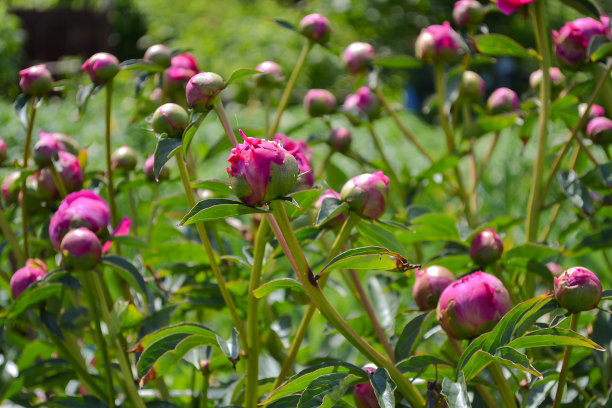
119,59 -> 165,72
572,228 -> 612,253
475,34 -> 535,59
590,38 -> 612,62
580,162 -> 612,190
76,84 -> 96,120
357,222 -> 406,255
373,55 -> 422,69
401,213 -> 461,244
602,289 -> 612,300
315,198 -> 348,227
1,284 -> 63,320
416,155 -> 460,181
226,68 -> 261,85
110,235 -> 150,249
396,354 -> 452,373
503,244 -> 561,261
394,312 -> 434,362
559,0 -> 601,18
559,170 -> 594,216
154,137 -> 182,181
190,179 -> 233,195
284,188 -> 322,219
319,246 -> 418,275
101,255 -> 148,302
462,347 -> 541,382
369,368 -> 395,408
297,373 -> 361,408
180,198 -> 269,225
550,95 -> 580,127
441,372 -> 471,408
182,111 -> 208,154
462,114 -> 519,139
272,18 -> 297,32
129,323 -> 217,353
253,278 -> 306,299
506,328 -> 605,350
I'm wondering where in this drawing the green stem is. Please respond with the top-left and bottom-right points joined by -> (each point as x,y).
268,43 -> 312,138
82,273 -> 115,407
0,206 -> 24,266
175,150 -> 248,348
269,201 -> 425,407
245,218 -> 270,408
264,92 -> 271,138
449,338 -> 497,408
373,86 -> 434,163
146,185 -> 159,243
366,123 -> 404,213
552,313 -> 580,408
48,163 -> 67,199
200,366 -> 210,408
21,98 -> 37,260
214,100 -> 238,148
488,362 -> 518,408
105,80 -> 119,229
128,177 -> 139,235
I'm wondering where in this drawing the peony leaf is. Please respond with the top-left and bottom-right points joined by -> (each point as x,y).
475,34 -> 535,59
319,246 -> 419,276
180,198 -> 269,225
315,198 -> 348,227
154,137 -> 182,181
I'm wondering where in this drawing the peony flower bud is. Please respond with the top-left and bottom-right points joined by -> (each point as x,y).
314,189 -> 347,228
33,131 -> 68,167
274,134 -> 314,188
152,103 -> 189,138
81,52 -> 119,85
342,42 -> 377,75
586,117 -> 612,145
37,151 -> 84,200
461,71 -> 486,100
60,227 -> 102,270
340,171 -> 390,219
111,145 -> 138,172
254,61 -> 285,88
0,138 -> 6,164
49,190 -> 110,251
496,0 -> 536,15
304,89 -> 336,117
227,131 -> 299,205
9,259 -> 47,299
412,266 -> 456,311
553,16 -> 610,67
453,0 -> 485,27
20,175 -> 43,213
437,271 -> 511,339
579,103 -> 605,120
19,64 -> 52,96
2,171 -> 21,205
343,86 -> 380,122
298,13 -> 332,45
171,52 -> 198,71
554,267 -> 602,312
353,365 -> 380,408
546,262 -> 563,277
327,127 -> 352,153
186,72 -> 225,112
469,228 -> 504,266
487,87 -> 519,114
144,154 -> 169,181
415,22 -> 468,65
144,44 -> 172,68
529,67 -> 565,89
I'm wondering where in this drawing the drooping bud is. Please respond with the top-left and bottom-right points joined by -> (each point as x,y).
340,171 -> 390,219
412,266 -> 456,311
437,271 -> 511,339
314,189 -> 347,228
553,16 -> 610,68
529,67 -> 565,89
186,72 -> 225,112
554,267 -> 602,312
274,134 -> 314,188
343,86 -> 381,123
304,89 -> 336,117
586,117 -> 612,145
298,13 -> 332,45
19,64 -> 53,96
353,365 -> 380,408
9,259 -> 48,299
60,227 -> 102,270
152,103 -> 189,138
37,151 -> 85,200
327,127 -> 352,153
461,71 -> 486,100
254,61 -> 285,89
415,22 -> 468,65
111,145 -> 138,172
226,131 -> 299,206
144,44 -> 172,68
81,52 -> 119,85
2,171 -> 21,205
342,42 -> 377,75
144,154 -> 169,181
487,87 -> 519,114
496,0 -> 536,15
453,0 -> 485,27
469,228 -> 504,266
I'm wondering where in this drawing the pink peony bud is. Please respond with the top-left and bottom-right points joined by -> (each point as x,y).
37,151 -> 84,200
553,16 -> 610,67
9,259 -> 47,299
340,171 -> 390,219
186,72 -> 225,112
274,134 -> 314,188
33,131 -> 68,167
546,262 -> 563,277
298,13 -> 332,45
487,87 -> 519,114
81,52 -> 119,85
328,127 -> 352,153
60,227 -> 102,270
554,267 -> 601,312
171,52 -> 198,71
579,103 -> 605,120
152,103 -> 189,137
304,89 -> 336,117
529,67 -> 565,89
470,228 -> 504,266
0,138 -> 6,164
437,271 -> 511,339
453,0 -> 485,27
587,117 -> 612,145
254,61 -> 285,88
144,44 -> 172,68
314,189 -> 347,228
496,0 -> 536,15
342,42 -> 377,75
461,71 -> 486,100
415,22 -> 468,65
343,86 -> 381,122
353,365 -> 380,408
19,64 -> 52,96
111,145 -> 138,172
226,131 -> 299,205
412,266 -> 456,311
144,154 -> 169,181
49,190 -> 110,251
2,171 -> 21,205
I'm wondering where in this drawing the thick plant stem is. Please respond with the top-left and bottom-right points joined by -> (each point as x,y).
449,338 -> 498,408
268,43 -> 312,138
553,313 -> 580,408
21,99 -> 37,260
0,207 -> 24,266
105,81 -> 119,229
270,212 -> 361,390
48,164 -> 67,199
525,0 -> 551,245
175,150 -> 247,347
373,87 -> 434,163
245,218 -> 270,408
269,201 -> 426,407
214,100 -> 238,147
489,362 -> 518,408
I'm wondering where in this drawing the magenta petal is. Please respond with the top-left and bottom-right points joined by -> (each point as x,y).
102,217 -> 131,253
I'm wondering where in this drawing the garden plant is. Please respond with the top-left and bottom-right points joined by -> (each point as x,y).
1,0 -> 612,407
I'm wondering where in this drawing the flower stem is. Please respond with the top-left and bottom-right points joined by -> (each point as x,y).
214,100 -> 238,147
105,80 -> 119,230
49,163 -> 67,199
269,200 -> 425,407
552,312 -> 580,408
146,185 -> 159,243
245,217 -> 270,408
264,92 -> 271,137
21,98 -> 37,260
488,362 -> 518,408
175,150 -> 247,348
449,338 -> 498,408
0,206 -> 24,266
268,42 -> 313,138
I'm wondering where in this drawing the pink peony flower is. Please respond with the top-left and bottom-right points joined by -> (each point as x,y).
342,42 -> 377,75
298,14 -> 332,45
186,72 -> 225,112
254,61 -> 285,88
412,266 -> 456,310
469,228 -> 504,266
19,64 -> 52,96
